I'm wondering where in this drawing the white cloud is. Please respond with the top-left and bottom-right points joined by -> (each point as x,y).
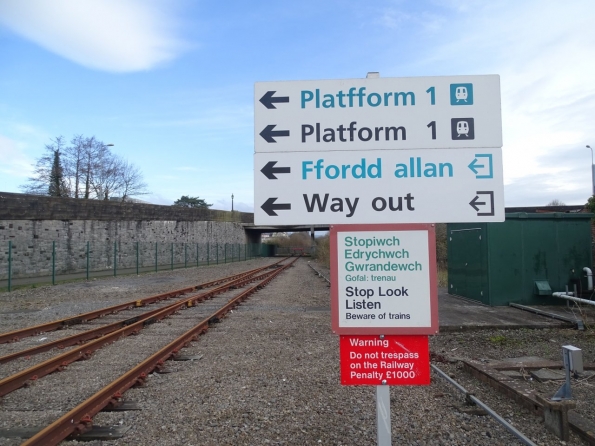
389,0 -> 595,205
0,135 -> 34,179
214,198 -> 253,213
143,192 -> 174,206
0,0 -> 187,72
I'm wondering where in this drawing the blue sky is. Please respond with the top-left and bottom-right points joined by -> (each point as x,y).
1,0 -> 595,211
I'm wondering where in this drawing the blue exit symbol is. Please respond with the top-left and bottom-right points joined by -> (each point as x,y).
450,83 -> 473,105
468,154 -> 493,179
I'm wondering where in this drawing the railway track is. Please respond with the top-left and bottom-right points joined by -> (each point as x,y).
0,259 -> 285,347
0,259 -> 286,370
0,258 -> 592,445
0,257 -> 297,445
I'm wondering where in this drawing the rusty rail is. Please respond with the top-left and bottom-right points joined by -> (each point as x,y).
0,262 -> 283,364
0,260 -> 290,397
0,259 -> 283,344
21,257 -> 297,446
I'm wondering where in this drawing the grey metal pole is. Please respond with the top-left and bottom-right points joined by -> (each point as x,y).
7,241 -> 12,292
136,241 -> 139,275
52,241 -> 56,285
86,241 -> 90,280
587,146 -> 595,196
376,385 -> 391,446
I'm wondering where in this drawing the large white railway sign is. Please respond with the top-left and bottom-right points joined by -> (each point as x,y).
254,75 -> 504,225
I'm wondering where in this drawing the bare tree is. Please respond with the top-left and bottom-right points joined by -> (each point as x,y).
82,137 -> 108,199
22,135 -> 149,201
21,136 -> 69,195
547,199 -> 566,206
90,150 -> 123,200
48,148 -> 69,197
63,135 -> 86,198
118,160 -> 148,201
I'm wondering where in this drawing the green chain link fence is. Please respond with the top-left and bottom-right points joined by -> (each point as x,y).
1,241 -> 265,291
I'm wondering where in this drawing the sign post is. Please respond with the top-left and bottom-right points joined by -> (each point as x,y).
330,223 -> 437,446
254,74 -> 504,445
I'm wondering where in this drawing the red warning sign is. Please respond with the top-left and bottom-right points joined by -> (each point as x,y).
340,335 -> 430,386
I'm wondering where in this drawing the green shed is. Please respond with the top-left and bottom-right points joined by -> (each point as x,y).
447,212 -> 593,306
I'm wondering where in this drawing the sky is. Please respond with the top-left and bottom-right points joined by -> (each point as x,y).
1,0 -> 595,212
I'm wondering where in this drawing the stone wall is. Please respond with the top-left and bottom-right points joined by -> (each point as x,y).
0,192 -> 253,223
0,193 -> 255,280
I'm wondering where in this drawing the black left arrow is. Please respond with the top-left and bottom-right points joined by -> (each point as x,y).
261,161 -> 290,180
260,91 -> 289,109
469,196 -> 486,212
469,191 -> 495,216
261,198 -> 291,216
260,125 -> 290,143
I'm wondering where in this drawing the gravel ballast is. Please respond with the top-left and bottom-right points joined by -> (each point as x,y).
0,258 -> 594,445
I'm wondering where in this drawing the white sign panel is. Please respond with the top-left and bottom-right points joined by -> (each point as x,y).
254,148 -> 504,225
330,225 -> 439,335
255,75 -> 502,152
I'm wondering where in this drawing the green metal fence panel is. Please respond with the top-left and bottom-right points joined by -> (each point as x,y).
1,240 -> 266,291
8,240 -> 12,292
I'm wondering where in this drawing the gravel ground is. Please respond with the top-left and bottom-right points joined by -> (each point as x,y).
0,258 -> 594,445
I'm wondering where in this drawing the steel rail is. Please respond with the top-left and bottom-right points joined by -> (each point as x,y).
21,257 -> 298,446
0,260 -> 291,397
307,262 -> 330,284
0,260 -> 283,344
431,364 -> 538,446
0,262 -> 285,365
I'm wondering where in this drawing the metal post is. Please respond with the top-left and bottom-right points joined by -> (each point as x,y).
86,241 -> 90,281
588,146 -> 595,196
7,241 -> 12,292
207,243 -> 210,266
184,243 -> 187,268
171,243 -> 174,270
113,241 -> 117,277
196,243 -> 199,267
553,348 -> 573,400
155,242 -> 158,272
224,243 -> 227,264
376,385 -> 392,446
216,243 -> 219,264
52,241 -> 56,285
136,241 -> 139,275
